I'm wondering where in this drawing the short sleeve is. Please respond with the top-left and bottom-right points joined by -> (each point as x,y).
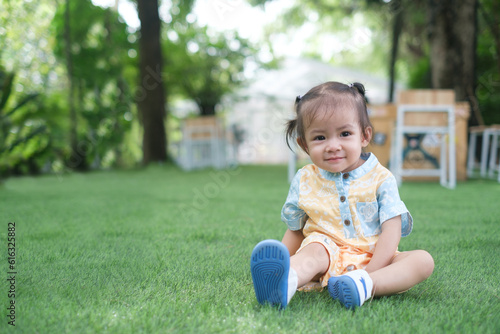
377,175 -> 413,237
281,169 -> 307,231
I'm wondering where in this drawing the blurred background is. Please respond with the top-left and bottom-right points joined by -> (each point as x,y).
0,0 -> 498,177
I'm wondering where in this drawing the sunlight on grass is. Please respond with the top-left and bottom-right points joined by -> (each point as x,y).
1,165 -> 499,333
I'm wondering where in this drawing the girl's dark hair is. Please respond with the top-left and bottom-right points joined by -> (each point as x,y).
285,81 -> 372,150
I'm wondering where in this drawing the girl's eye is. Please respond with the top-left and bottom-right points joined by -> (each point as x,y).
314,135 -> 326,141
340,131 -> 351,137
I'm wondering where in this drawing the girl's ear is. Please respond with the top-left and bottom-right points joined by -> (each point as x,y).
297,137 -> 309,154
361,127 -> 373,147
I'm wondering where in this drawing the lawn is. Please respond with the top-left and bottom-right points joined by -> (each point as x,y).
1,164 -> 499,333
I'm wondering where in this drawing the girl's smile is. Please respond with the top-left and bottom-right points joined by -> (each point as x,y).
298,109 -> 371,174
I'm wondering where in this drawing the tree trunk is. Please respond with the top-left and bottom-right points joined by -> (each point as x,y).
137,0 -> 167,164
428,0 -> 481,126
388,0 -> 404,103
64,0 -> 87,170
104,7 -> 125,167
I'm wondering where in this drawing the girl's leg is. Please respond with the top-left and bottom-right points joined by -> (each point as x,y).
290,242 -> 330,288
251,240 -> 329,308
369,250 -> 435,296
327,250 -> 433,309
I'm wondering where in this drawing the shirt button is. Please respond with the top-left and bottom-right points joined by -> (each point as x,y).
343,173 -> 349,179
344,219 -> 350,226
340,196 -> 346,202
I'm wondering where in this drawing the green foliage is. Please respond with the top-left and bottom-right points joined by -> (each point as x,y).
404,0 -> 500,125
0,166 -> 499,332
159,0 -> 266,116
0,0 -> 142,176
0,0 -> 57,92
252,0 -> 396,76
164,23 -> 259,115
407,57 -> 431,89
52,1 -> 133,86
169,0 -> 197,21
0,0 -> 70,178
254,0 -> 500,126
0,68 -> 51,177
51,0 -> 136,169
476,0 -> 500,125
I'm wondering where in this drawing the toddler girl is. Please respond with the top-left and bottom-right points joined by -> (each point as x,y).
250,81 -> 434,309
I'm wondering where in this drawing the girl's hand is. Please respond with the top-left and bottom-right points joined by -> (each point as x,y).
365,216 -> 401,273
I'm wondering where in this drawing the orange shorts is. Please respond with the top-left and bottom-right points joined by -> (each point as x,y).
296,232 -> 397,292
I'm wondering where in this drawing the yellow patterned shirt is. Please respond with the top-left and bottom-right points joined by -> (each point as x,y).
281,153 -> 413,253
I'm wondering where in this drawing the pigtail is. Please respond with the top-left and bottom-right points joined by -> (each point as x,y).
350,82 -> 366,96
285,119 -> 297,151
350,82 -> 368,103
349,81 -> 372,141
285,96 -> 302,151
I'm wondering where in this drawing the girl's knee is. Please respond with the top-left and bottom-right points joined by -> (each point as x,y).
416,250 -> 434,279
305,242 -> 330,268
396,250 -> 434,280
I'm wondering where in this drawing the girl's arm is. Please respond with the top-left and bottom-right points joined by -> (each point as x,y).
364,216 -> 401,273
282,228 -> 304,256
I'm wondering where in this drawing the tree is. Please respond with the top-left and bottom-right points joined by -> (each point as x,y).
53,0 -> 135,169
387,0 -> 404,102
428,0 -> 480,126
164,25 -> 259,116
136,0 -> 167,164
251,0 -> 485,125
250,0 -> 401,92
63,0 -> 83,170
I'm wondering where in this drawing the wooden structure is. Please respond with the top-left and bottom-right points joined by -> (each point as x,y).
367,91 -> 470,184
467,124 -> 500,181
175,116 -> 234,171
366,104 -> 397,168
393,103 -> 456,188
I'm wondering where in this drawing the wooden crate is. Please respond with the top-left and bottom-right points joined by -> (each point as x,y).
398,89 -> 455,104
367,90 -> 470,181
183,116 -> 225,139
177,116 -> 228,170
399,89 -> 454,129
367,104 -> 396,167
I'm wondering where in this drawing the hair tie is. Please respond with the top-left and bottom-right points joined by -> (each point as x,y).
295,95 -> 302,103
348,83 -> 354,88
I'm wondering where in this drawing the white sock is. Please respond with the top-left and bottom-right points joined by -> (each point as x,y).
343,269 -> 373,306
287,267 -> 298,304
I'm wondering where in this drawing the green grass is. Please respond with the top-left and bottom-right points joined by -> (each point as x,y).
1,165 -> 499,333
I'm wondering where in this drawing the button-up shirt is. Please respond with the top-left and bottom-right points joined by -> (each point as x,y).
281,153 -> 413,253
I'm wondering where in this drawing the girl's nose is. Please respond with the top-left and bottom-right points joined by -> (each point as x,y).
325,138 -> 341,152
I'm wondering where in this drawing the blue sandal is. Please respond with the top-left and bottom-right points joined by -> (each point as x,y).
328,275 -> 361,309
250,240 -> 290,309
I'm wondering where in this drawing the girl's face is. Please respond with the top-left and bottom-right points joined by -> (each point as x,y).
298,108 -> 371,174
